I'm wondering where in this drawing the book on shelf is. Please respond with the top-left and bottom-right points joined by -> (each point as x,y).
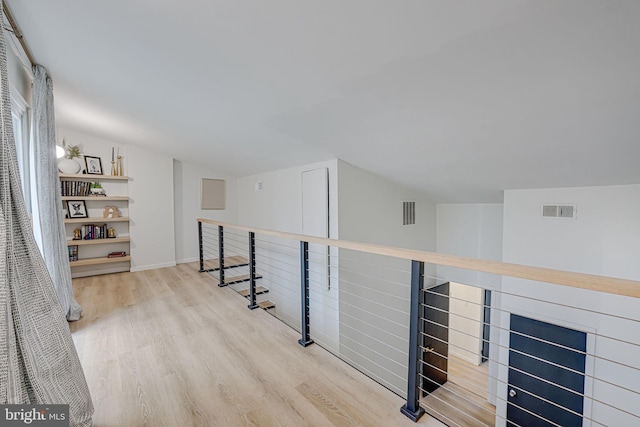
68,245 -> 78,262
81,224 -> 110,240
61,180 -> 92,197
107,251 -> 127,258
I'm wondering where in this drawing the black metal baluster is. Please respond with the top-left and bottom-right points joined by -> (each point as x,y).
248,232 -> 258,309
401,260 -> 426,422
298,241 -> 314,347
198,221 -> 204,272
218,225 -> 226,287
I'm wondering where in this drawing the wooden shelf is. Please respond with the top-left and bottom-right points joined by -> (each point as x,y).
59,173 -> 129,181
65,216 -> 129,224
62,196 -> 128,201
61,172 -> 131,277
70,255 -> 131,267
68,237 -> 130,246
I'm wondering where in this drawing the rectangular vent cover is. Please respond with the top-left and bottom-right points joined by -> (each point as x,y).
403,201 -> 416,226
542,204 -> 576,219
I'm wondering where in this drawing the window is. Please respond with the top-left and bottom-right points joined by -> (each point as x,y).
11,86 -> 31,214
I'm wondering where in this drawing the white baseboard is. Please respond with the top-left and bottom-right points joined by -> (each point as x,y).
176,257 -> 198,264
450,348 -> 481,366
130,261 -> 177,272
71,265 -> 129,278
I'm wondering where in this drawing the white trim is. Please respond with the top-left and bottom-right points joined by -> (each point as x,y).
71,266 -> 129,279
10,85 -> 28,114
10,87 -> 31,213
130,261 -> 177,272
176,257 -> 198,264
2,11 -> 33,75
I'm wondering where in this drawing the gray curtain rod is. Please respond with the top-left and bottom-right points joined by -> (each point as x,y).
2,1 -> 35,66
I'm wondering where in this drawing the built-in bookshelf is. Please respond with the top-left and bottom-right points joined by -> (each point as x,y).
62,196 -> 129,201
59,173 -> 129,181
60,173 -> 131,277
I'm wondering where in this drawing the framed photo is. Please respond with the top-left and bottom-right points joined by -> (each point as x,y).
84,155 -> 103,175
66,200 -> 88,218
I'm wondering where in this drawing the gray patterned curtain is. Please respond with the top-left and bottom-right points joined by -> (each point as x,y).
0,5 -> 94,425
32,64 -> 82,321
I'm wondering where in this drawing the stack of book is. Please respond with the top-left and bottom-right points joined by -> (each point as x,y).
107,251 -> 127,258
68,245 -> 78,262
81,224 -> 110,240
61,180 -> 92,196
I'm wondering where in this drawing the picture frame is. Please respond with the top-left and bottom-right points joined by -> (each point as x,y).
84,155 -> 103,175
66,200 -> 88,218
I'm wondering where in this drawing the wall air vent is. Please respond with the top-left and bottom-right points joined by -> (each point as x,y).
403,201 -> 416,226
542,204 -> 577,219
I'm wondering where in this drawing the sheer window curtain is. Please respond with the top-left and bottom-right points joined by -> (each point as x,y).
0,5 -> 93,425
32,65 -> 82,321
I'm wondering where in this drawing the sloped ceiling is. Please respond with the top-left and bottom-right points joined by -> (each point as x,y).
5,0 -> 640,201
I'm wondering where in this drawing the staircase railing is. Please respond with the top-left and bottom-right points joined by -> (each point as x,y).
197,218 -> 640,426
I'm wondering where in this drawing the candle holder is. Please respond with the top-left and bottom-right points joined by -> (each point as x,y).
116,155 -> 123,176
111,160 -> 117,176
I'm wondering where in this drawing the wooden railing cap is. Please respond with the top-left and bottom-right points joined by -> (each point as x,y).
197,218 -> 640,299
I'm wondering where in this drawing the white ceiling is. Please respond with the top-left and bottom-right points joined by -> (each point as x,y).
6,0 -> 640,201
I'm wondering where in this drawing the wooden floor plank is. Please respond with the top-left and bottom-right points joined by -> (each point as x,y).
70,262 -> 444,426
421,356 -> 495,426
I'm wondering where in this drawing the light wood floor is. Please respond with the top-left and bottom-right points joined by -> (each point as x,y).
421,357 -> 495,426
70,263 -> 444,427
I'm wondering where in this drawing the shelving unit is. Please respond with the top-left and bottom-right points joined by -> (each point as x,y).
59,173 -> 129,181
62,196 -> 129,201
70,256 -> 131,267
61,173 -> 131,277
65,216 -> 129,224
68,237 -> 130,246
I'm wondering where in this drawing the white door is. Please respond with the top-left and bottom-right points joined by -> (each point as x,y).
302,168 -> 329,289
302,168 -> 337,350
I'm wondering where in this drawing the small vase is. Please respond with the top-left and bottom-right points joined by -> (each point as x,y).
58,158 -> 81,174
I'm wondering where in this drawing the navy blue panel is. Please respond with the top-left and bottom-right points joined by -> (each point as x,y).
507,314 -> 586,427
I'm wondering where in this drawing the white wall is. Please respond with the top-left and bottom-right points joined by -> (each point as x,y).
173,160 -> 237,264
337,160 -> 437,397
237,159 -> 338,235
58,128 -> 176,272
499,184 -> 640,426
436,203 -> 503,286
337,160 -> 436,250
236,159 -> 340,350
128,145 -> 175,271
436,204 -> 503,366
503,185 -> 640,279
447,282 -> 484,365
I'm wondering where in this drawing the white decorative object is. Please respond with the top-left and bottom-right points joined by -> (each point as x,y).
89,186 -> 106,196
58,158 -> 81,174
